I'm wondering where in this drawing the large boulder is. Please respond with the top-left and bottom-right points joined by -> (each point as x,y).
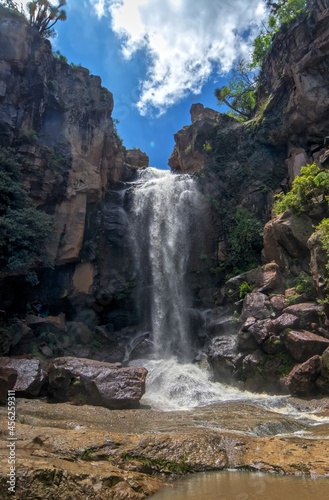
271,313 -> 300,333
8,320 -> 35,355
241,292 -> 273,321
248,319 -> 273,345
254,262 -> 285,294
0,366 -> 17,400
283,356 -> 321,395
262,211 -> 314,269
237,317 -> 259,352
0,358 -> 45,396
47,357 -> 147,409
284,330 -> 329,362
206,336 -> 241,382
282,303 -> 323,328
321,347 -> 329,379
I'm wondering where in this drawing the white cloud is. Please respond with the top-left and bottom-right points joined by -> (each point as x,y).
98,0 -> 267,116
21,0 -> 268,116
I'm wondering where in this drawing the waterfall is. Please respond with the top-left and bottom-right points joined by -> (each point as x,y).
129,168 -> 202,362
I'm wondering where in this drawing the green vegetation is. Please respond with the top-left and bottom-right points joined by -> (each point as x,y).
120,453 -> 191,474
79,448 -> 94,461
214,62 -> 257,121
215,0 -> 307,121
0,147 -> 53,274
27,0 -> 67,37
252,0 -> 307,68
294,271 -> 315,297
239,281 -> 253,299
256,351 -> 295,378
53,49 -> 68,64
202,142 -> 212,153
314,219 -> 329,303
1,1 -> 67,38
18,128 -> 38,145
225,208 -> 263,275
272,163 -> 329,216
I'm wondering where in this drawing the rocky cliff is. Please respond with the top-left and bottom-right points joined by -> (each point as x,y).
168,0 -> 329,394
0,6 -> 150,365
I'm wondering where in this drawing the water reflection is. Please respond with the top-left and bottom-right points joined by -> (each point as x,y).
150,471 -> 329,499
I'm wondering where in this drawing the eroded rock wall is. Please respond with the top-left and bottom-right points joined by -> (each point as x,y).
0,8 -> 148,360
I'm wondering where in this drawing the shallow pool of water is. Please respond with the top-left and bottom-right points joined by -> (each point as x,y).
150,470 -> 329,500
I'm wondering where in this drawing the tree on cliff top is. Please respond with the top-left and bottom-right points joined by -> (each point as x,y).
214,62 -> 257,121
27,0 -> 67,36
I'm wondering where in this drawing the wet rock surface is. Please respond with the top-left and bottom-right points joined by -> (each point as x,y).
0,397 -> 328,499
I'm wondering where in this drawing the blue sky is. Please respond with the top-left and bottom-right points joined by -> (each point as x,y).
22,1 -> 267,169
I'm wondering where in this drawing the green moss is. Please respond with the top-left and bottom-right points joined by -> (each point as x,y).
203,142 -> 212,153
120,453 -> 191,474
80,448 -> 94,461
256,351 -> 294,378
239,281 -> 253,299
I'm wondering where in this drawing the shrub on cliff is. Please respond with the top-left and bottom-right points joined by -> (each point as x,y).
222,207 -> 263,276
272,163 -> 329,216
0,147 -> 53,274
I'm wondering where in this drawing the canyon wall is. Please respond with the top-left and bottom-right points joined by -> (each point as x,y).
0,7 -> 148,362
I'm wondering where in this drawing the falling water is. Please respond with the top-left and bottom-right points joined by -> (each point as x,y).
130,168 -> 202,362
128,168 -> 272,409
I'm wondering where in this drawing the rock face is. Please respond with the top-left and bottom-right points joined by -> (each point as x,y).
0,7 -> 148,355
0,357 -> 45,396
169,0 -> 329,285
262,211 -> 314,269
47,356 -> 147,409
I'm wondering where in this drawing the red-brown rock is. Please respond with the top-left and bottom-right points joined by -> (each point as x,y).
248,319 -> 273,344
47,357 -> 147,409
321,347 -> 329,379
0,367 -> 17,400
262,212 -> 313,268
271,313 -> 300,333
241,292 -> 272,321
0,358 -> 45,396
283,303 -> 323,327
283,356 -> 321,395
284,330 -> 329,362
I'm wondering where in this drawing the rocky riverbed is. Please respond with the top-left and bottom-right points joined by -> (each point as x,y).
0,397 -> 328,499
